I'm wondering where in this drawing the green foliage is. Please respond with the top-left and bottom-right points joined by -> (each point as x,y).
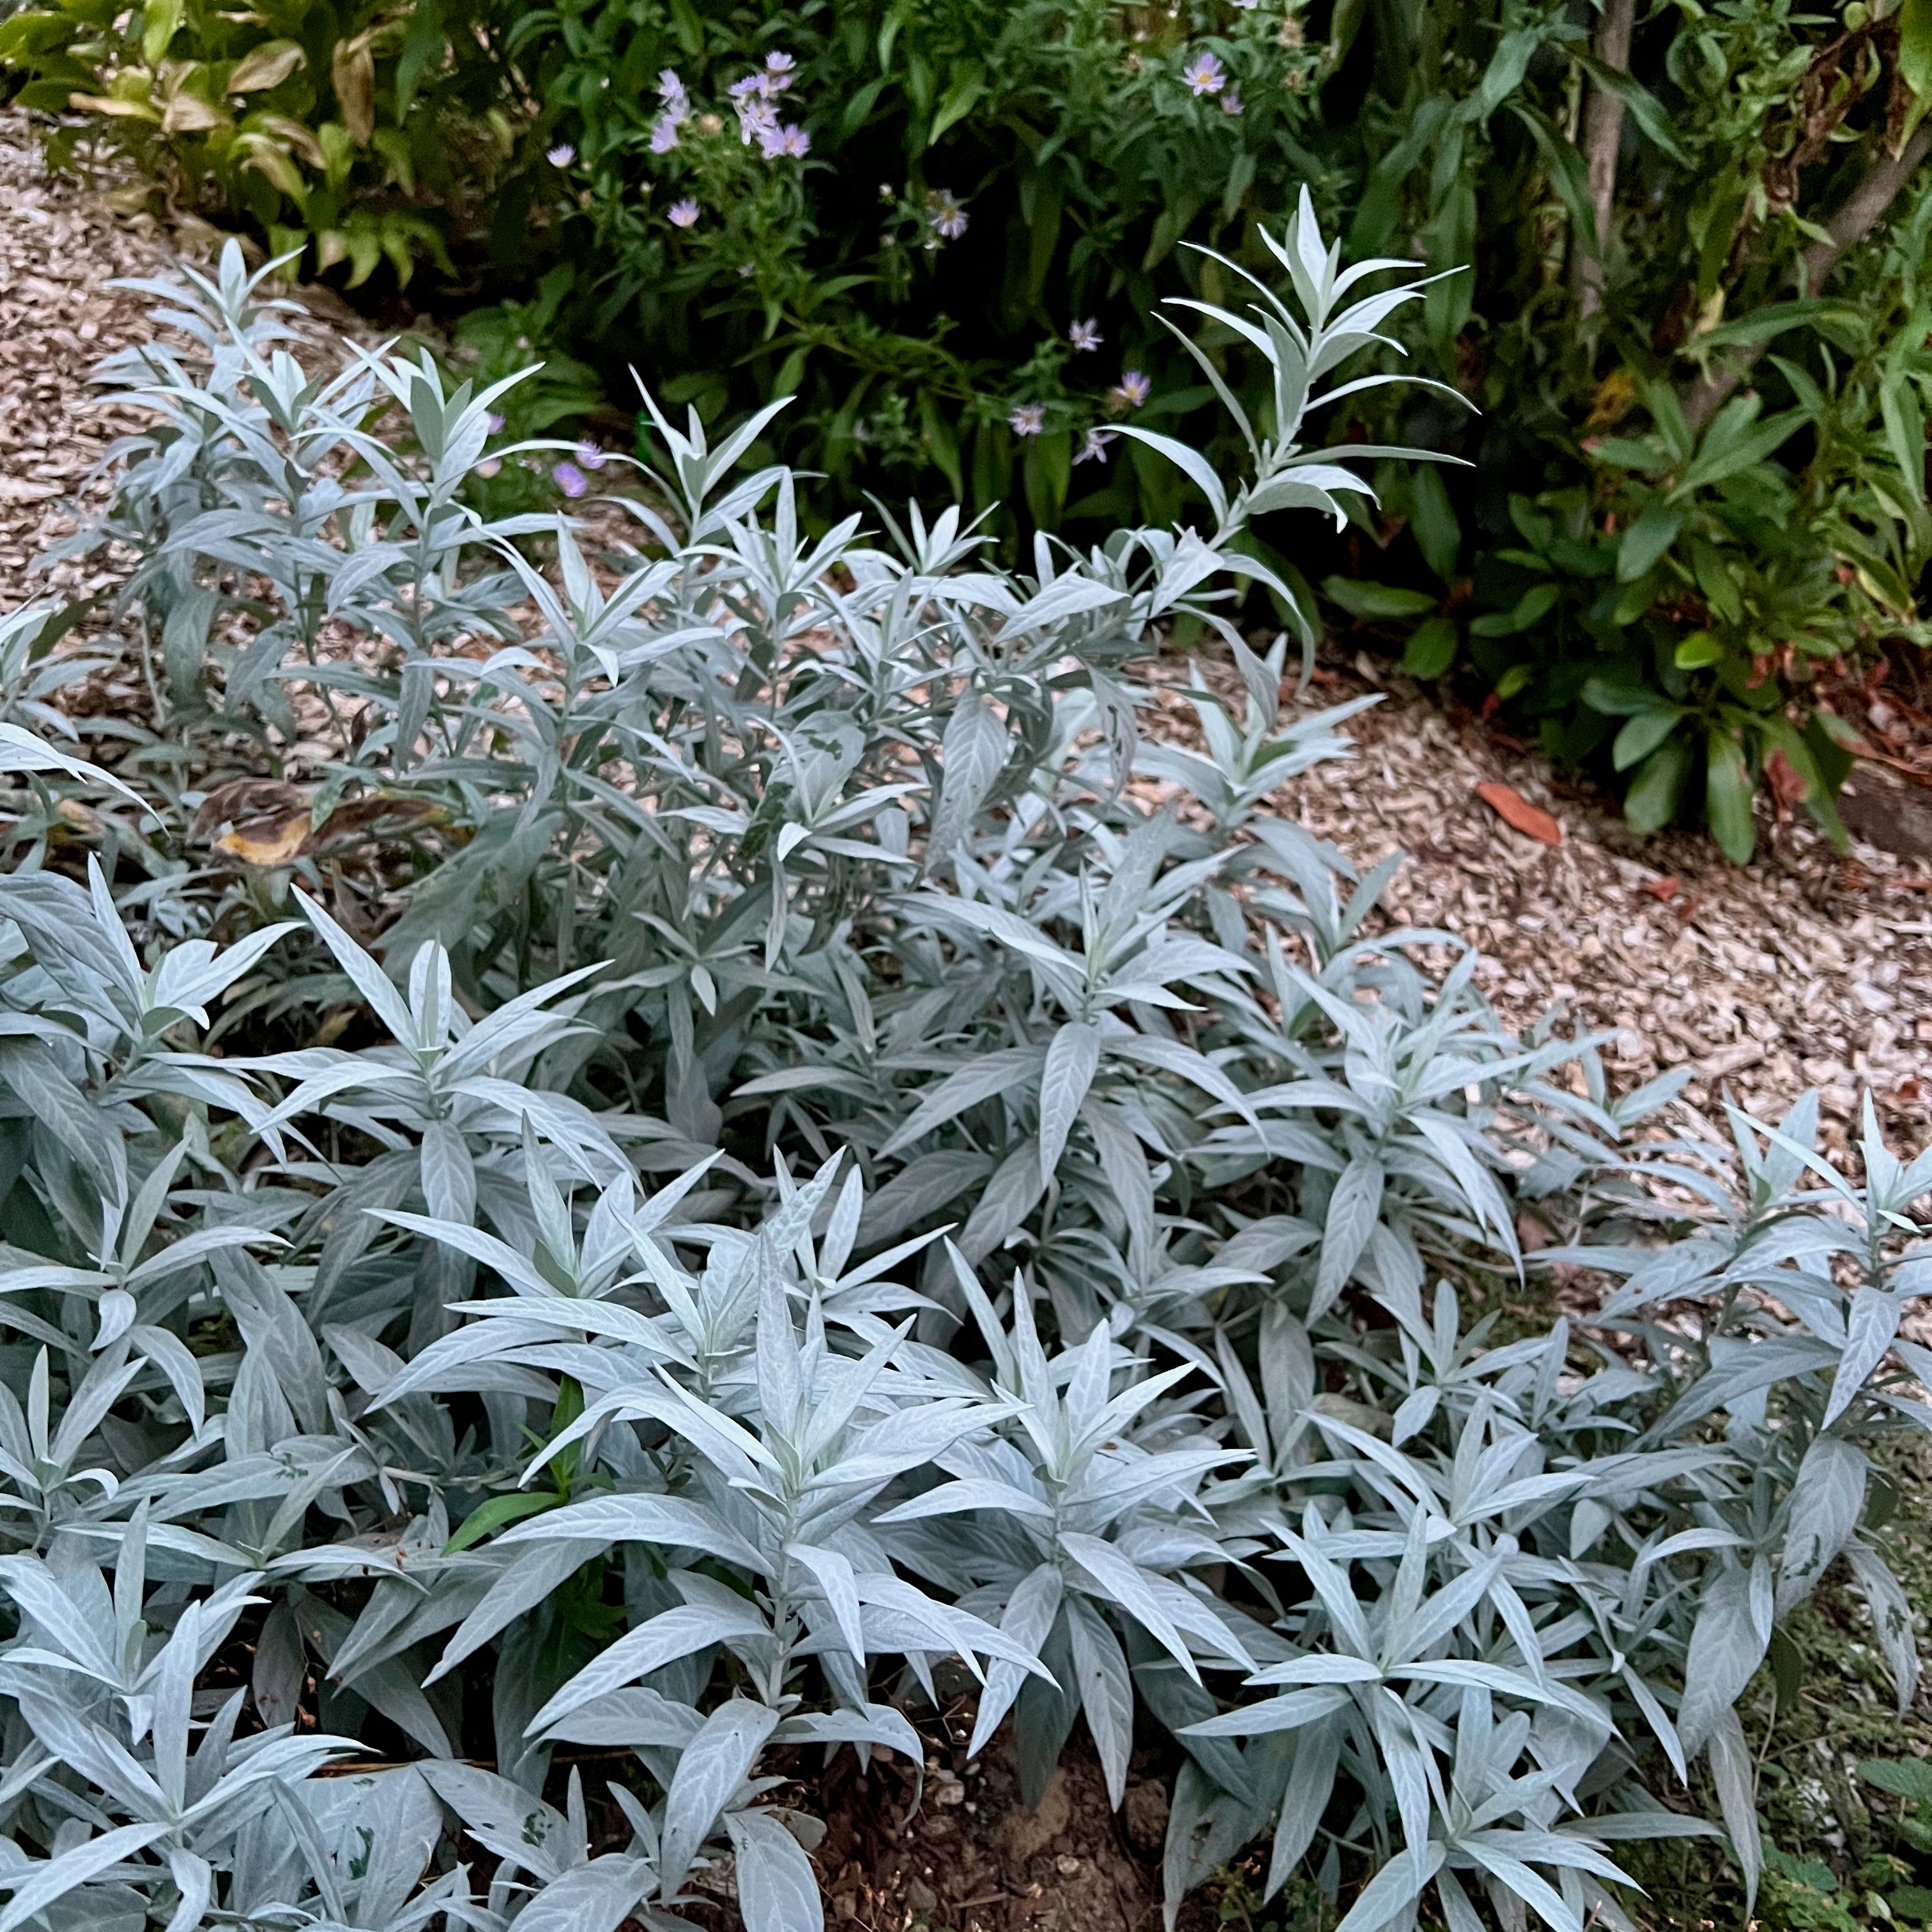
512,0 -> 1932,854
0,0 -> 517,284
0,217 -> 1928,1932
1606,1438 -> 1932,1930
500,0 -> 1328,530
1308,0 -> 1932,857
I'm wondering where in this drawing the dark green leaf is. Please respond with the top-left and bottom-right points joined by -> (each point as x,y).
1705,728 -> 1755,862
1617,505 -> 1682,583
1322,578 -> 1438,620
1624,736 -> 1690,832
1400,616 -> 1458,678
447,1491 -> 564,1553
1613,709 -> 1681,771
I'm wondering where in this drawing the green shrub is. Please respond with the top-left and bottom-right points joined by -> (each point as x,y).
499,0 -> 1327,528
1315,0 -> 1932,859
0,213 -> 1929,1932
502,0 -> 1932,861
0,0 -> 518,282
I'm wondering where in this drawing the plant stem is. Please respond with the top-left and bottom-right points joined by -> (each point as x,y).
1683,122 -> 1932,429
1576,0 -> 1637,321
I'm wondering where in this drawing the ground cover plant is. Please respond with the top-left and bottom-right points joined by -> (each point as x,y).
0,207 -> 1928,1932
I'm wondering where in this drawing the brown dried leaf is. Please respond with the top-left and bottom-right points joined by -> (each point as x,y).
330,36 -> 376,146
190,777 -> 309,842
215,813 -> 310,866
1475,780 -> 1562,847
227,40 -> 307,93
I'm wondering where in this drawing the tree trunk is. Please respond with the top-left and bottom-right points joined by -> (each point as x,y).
1576,0 -> 1636,319
1682,121 -> 1932,429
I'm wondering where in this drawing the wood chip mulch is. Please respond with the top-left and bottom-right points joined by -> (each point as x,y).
0,112 -> 374,615
0,117 -> 162,610
1146,650 -> 1930,1157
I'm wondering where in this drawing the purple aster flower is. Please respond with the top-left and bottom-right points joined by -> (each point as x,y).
658,68 -> 689,117
649,114 -> 680,153
1220,86 -> 1244,114
546,142 -> 575,167
927,188 -> 969,240
575,441 -> 606,471
1074,428 -> 1116,464
552,460 -> 589,498
1181,50 -> 1227,96
1110,369 -> 1151,408
485,411 -> 505,433
1069,318 -> 1102,353
765,50 -> 796,75
668,197 -> 700,228
736,96 -> 779,144
1008,403 -> 1045,437
770,123 -> 810,158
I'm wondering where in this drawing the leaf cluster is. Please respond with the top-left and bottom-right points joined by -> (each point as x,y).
0,210 -> 1926,1932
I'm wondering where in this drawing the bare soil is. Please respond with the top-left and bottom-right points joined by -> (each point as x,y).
807,1729 -> 1179,1932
